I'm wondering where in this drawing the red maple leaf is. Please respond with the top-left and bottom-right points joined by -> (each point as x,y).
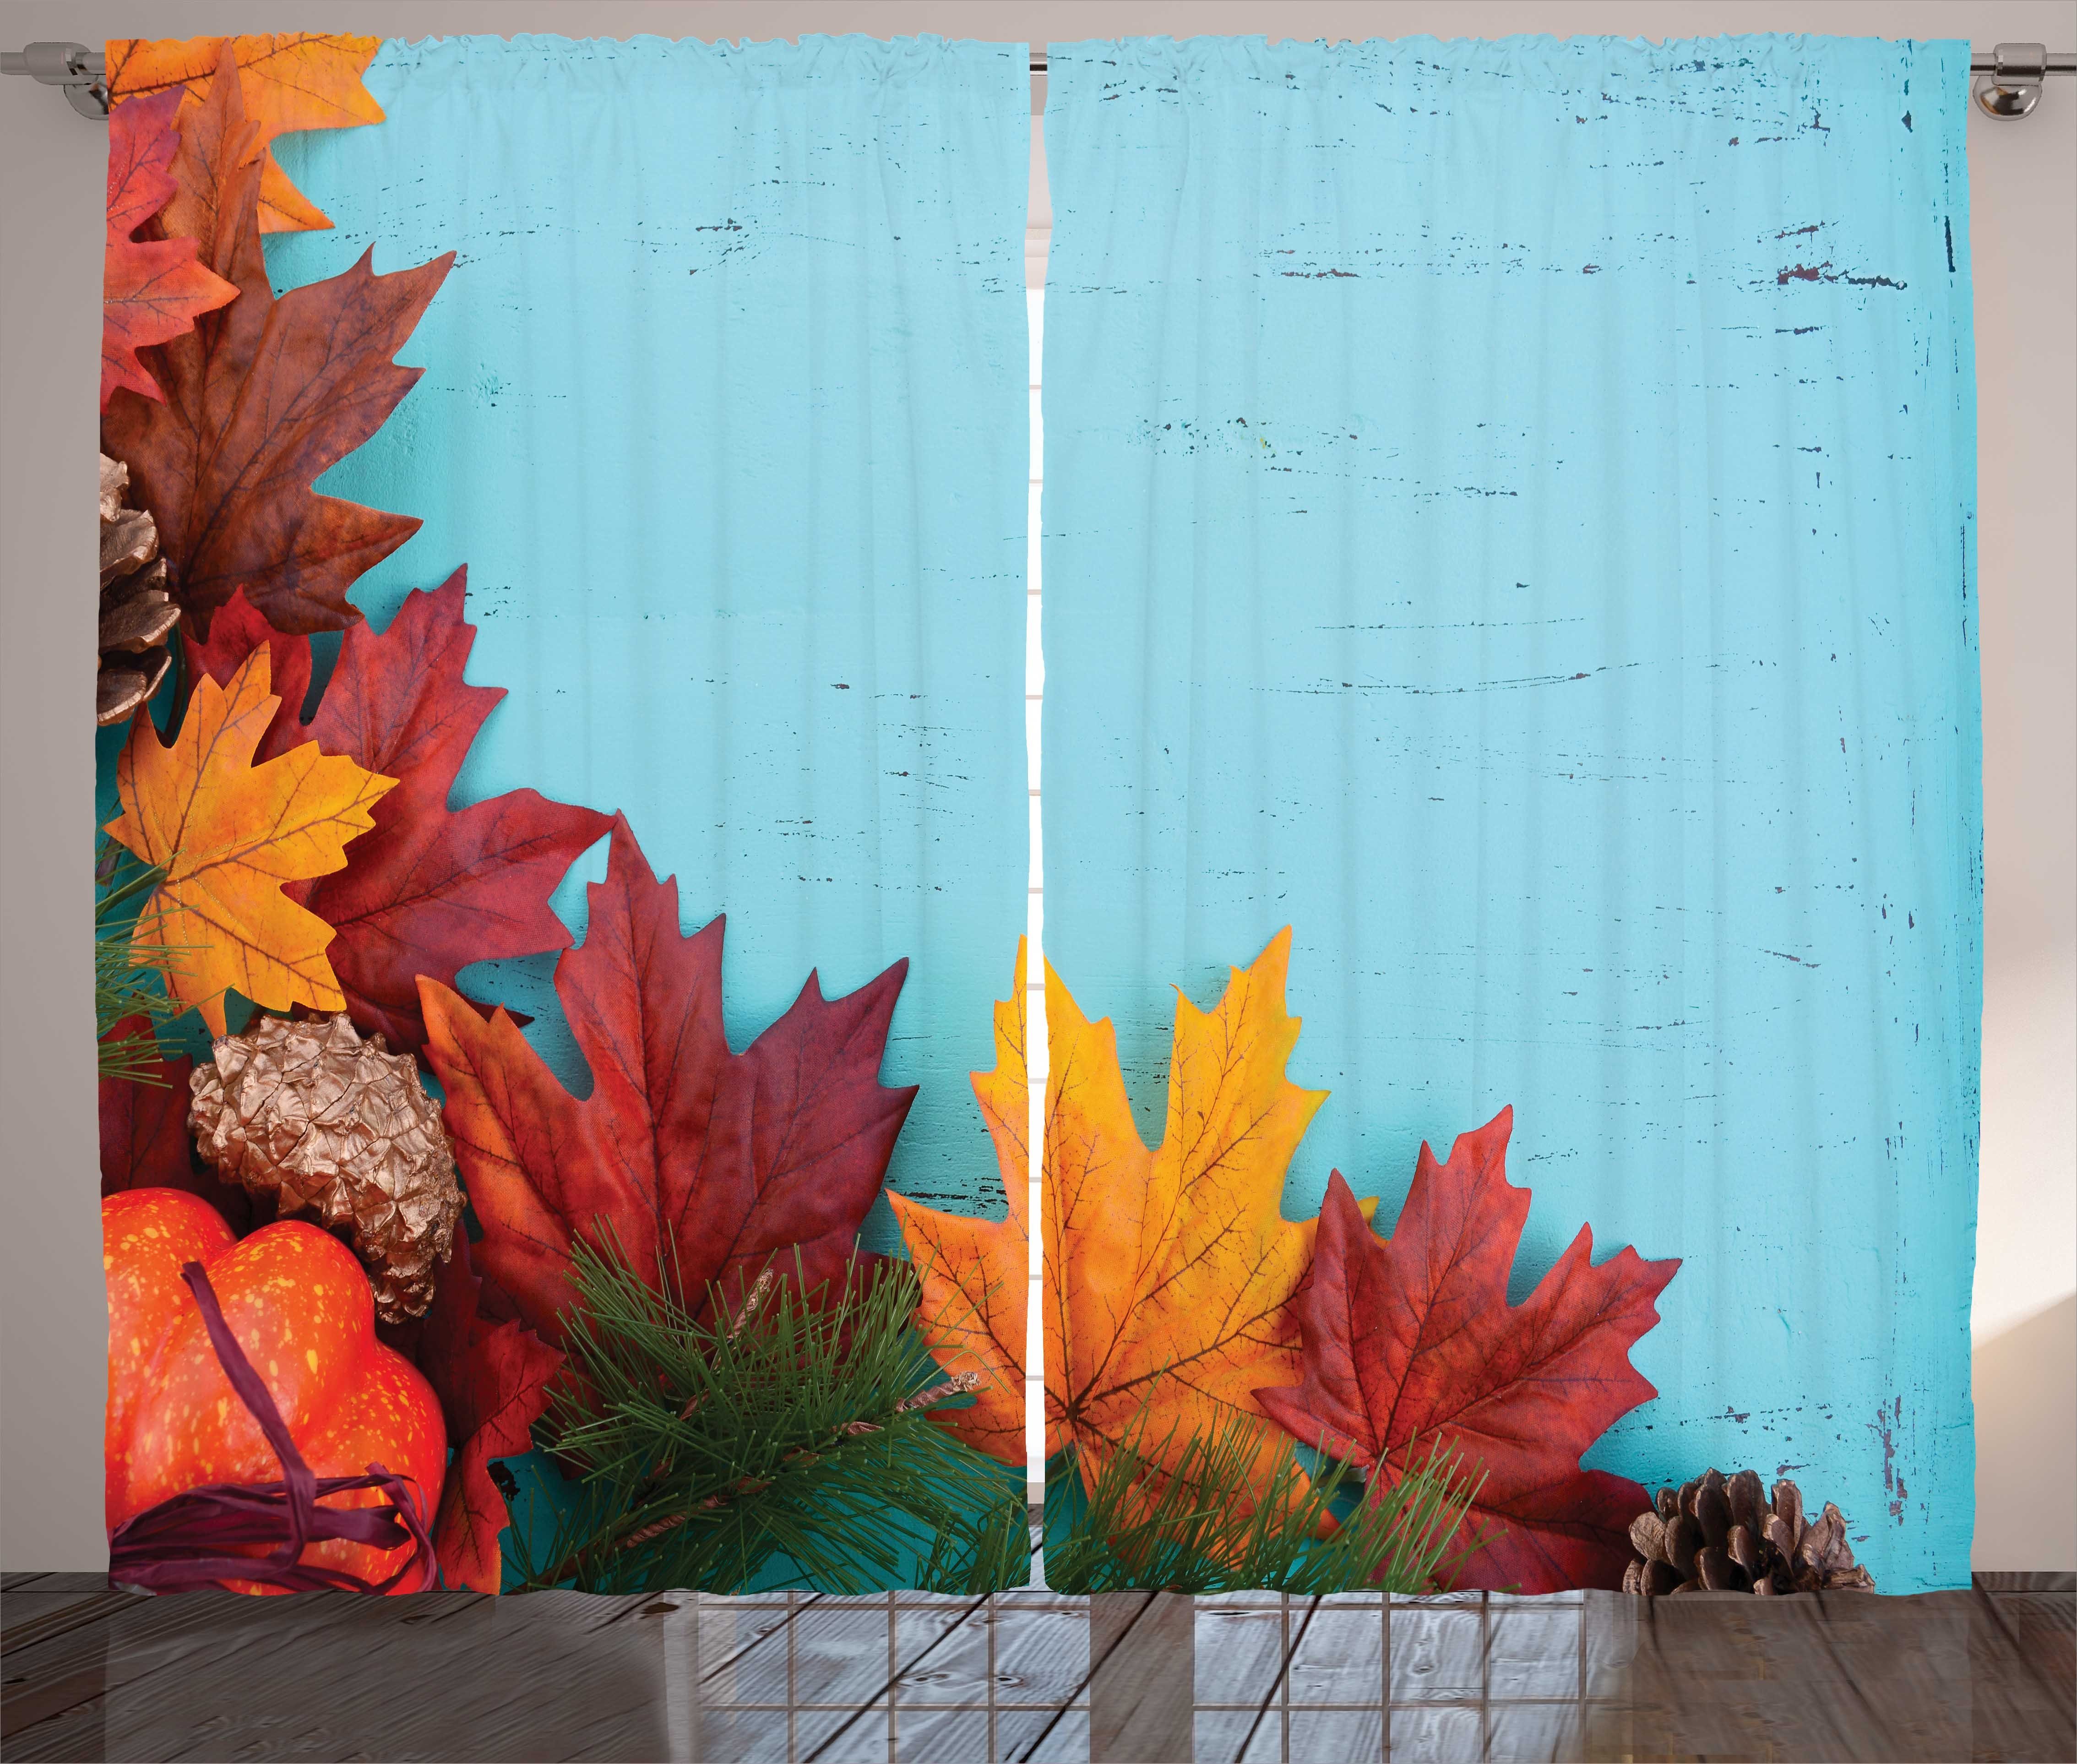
98,1015 -> 252,1231
184,587 -> 310,761
413,1233 -> 562,1593
103,87 -> 238,409
186,576 -> 611,1062
1255,1107 -> 1679,1593
419,815 -> 916,1346
101,43 -> 451,636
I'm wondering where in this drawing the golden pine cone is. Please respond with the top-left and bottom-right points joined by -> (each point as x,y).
98,454 -> 179,726
1623,1468 -> 1877,1595
190,1013 -> 462,1323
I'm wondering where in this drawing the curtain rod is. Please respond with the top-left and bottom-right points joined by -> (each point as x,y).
7,40 -> 2073,121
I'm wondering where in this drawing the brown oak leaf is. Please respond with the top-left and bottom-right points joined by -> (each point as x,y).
420,816 -> 916,1346
1255,1108 -> 1680,1593
101,42 -> 451,637
187,577 -> 611,1061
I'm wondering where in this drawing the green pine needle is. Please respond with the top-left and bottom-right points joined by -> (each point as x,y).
1045,1403 -> 1487,1595
505,1236 -> 1030,1595
94,835 -> 185,1083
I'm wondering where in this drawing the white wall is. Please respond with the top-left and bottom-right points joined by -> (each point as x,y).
3,0 -> 2070,1572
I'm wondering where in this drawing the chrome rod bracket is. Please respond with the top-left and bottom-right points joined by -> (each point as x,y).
1,41 -> 108,118
1972,42 -> 2074,119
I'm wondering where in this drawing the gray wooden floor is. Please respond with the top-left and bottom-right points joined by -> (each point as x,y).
3,1568 -> 2069,1761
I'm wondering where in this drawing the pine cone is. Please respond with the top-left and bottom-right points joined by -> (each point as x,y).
190,1014 -> 462,1323
98,454 -> 179,726
1622,1469 -> 1876,1595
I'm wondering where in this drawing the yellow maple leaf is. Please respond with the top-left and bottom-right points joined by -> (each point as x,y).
106,648 -> 395,1034
1044,928 -> 1373,1507
886,941 -> 1030,1467
105,34 -> 385,233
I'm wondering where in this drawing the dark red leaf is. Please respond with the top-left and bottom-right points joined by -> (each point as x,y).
99,1015 -> 252,1230
185,577 -> 610,1061
102,86 -> 237,409
414,1234 -> 561,1593
420,815 -> 916,1345
99,1015 -> 195,1192
1255,1107 -> 1679,1593
183,588 -> 311,761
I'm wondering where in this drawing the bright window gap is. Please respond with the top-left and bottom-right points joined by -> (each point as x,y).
1024,285 -> 1045,1497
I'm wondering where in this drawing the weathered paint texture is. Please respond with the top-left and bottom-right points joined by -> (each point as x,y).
1040,35 -> 1979,1590
250,35 -> 1032,1232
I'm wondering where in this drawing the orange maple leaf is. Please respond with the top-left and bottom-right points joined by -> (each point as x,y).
105,648 -> 395,1035
103,87 -> 237,408
886,941 -> 1031,1468
1044,928 -> 1373,1507
105,33 -> 384,234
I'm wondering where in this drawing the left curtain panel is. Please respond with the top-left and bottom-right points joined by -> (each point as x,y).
94,33 -> 1032,1595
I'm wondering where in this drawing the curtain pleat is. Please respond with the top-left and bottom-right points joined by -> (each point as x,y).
98,32 -> 1032,1596
1041,33 -> 1978,1591
267,34 -> 1032,1206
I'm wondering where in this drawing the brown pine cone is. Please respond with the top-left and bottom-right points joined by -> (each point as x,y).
1622,1470 -> 1876,1595
98,454 -> 179,726
190,1013 -> 462,1322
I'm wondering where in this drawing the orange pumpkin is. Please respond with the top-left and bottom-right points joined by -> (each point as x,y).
103,1188 -> 446,1592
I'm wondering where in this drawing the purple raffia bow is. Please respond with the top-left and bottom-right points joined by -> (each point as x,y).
108,1261 -> 437,1595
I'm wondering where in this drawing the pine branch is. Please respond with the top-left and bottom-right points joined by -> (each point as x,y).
95,835 -> 185,1083
1045,1399 -> 1488,1595
506,1237 -> 1028,1595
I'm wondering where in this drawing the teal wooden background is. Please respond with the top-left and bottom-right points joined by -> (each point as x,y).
257,34 -> 1033,1241
1039,34 -> 1980,1591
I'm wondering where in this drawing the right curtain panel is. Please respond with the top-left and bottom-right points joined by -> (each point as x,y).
1039,35 -> 1979,1595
